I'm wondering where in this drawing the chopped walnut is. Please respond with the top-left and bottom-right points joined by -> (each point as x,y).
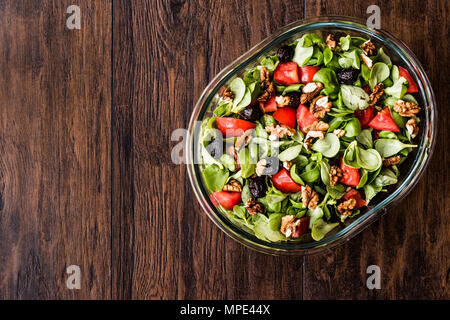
276,95 -> 290,108
221,87 -> 234,101
406,118 -> 419,138
260,66 -> 271,89
393,100 -> 421,117
369,83 -> 384,106
302,185 -> 319,210
255,158 -> 268,176
303,121 -> 329,150
300,82 -> 324,104
257,82 -> 276,103
326,34 -> 336,50
360,40 -> 376,56
304,137 -> 314,151
333,129 -> 346,138
382,155 -> 402,167
361,53 -> 373,69
235,129 -> 254,151
245,198 -> 264,215
304,120 -> 329,133
329,166 -> 343,186
337,198 -> 357,216
223,179 -> 242,192
280,215 -> 305,238
310,95 -> 332,118
265,124 -> 296,138
283,161 -> 292,170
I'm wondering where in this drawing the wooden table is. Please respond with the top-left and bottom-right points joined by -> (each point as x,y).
0,0 -> 448,299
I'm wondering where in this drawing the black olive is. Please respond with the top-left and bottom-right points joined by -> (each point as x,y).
285,92 -> 301,108
277,45 -> 294,63
206,139 -> 222,159
337,68 -> 360,85
240,105 -> 263,122
249,176 -> 268,198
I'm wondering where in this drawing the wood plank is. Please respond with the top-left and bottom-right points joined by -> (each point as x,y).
303,0 -> 449,299
112,0 -> 304,299
0,0 -> 112,299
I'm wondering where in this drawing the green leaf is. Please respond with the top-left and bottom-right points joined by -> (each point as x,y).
308,207 -> 324,228
369,62 -> 390,89
312,133 -> 340,158
319,160 -> 331,186
293,41 -> 314,66
313,68 -> 340,95
374,168 -> 398,187
385,77 -> 408,98
356,168 -> 368,189
374,139 -> 417,157
202,164 -> 229,192
260,55 -> 279,72
340,85 -> 370,110
363,183 -> 383,203
282,84 -> 304,95
290,164 -> 305,185
356,129 -> 373,148
229,77 -> 246,107
254,215 -> 286,242
268,213 -> 284,231
324,47 -> 333,65
238,147 -> 256,178
339,35 -> 351,51
356,148 -> 382,172
344,118 -> 362,138
300,163 -> 320,183
311,219 -> 339,241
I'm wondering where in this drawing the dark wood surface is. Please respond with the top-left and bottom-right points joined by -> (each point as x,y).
0,0 -> 448,299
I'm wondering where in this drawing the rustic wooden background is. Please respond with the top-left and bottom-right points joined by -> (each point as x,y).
0,0 -> 448,299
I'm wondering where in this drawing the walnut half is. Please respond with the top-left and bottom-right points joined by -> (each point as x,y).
329,166 -> 343,186
245,198 -> 264,215
393,100 -> 421,117
406,118 -> 419,138
310,95 -> 332,118
360,40 -> 376,56
223,179 -> 242,192
302,185 -> 319,210
337,198 -> 356,216
300,82 -> 324,104
369,83 -> 384,106
382,155 -> 401,167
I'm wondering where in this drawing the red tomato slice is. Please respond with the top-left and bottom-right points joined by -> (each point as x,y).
340,158 -> 360,187
216,117 -> 256,137
342,189 -> 367,209
292,216 -> 310,238
271,168 -> 302,193
273,107 -> 297,128
210,191 -> 242,211
354,106 -> 375,129
299,66 -> 320,84
296,104 -> 318,134
274,62 -> 300,85
398,66 -> 418,93
368,107 -> 400,132
259,95 -> 278,113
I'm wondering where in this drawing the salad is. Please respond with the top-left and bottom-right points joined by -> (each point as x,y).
199,32 -> 421,242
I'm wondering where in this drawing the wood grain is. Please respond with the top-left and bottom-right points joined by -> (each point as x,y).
112,0 -> 304,300
303,0 -> 450,299
0,1 -> 111,299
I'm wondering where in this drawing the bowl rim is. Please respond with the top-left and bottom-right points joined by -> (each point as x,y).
186,16 -> 437,255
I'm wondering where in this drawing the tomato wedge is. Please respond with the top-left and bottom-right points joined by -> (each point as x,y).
210,191 -> 242,211
273,107 -> 297,128
398,66 -> 418,93
340,158 -> 360,187
271,168 -> 302,193
259,95 -> 277,113
216,117 -> 256,137
299,66 -> 320,84
292,216 -> 310,238
342,189 -> 367,209
274,62 -> 300,85
354,106 -> 375,129
296,104 -> 318,134
368,107 -> 400,132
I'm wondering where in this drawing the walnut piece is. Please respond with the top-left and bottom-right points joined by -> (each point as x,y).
304,120 -> 329,133
265,124 -> 296,138
235,129 -> 254,151
333,129 -> 346,138
369,83 -> 384,106
260,66 -> 271,89
245,198 -> 264,215
360,40 -> 376,56
300,82 -> 324,104
221,87 -> 234,101
276,95 -> 290,108
382,155 -> 402,167
406,118 -> 419,138
257,82 -> 276,103
329,165 -> 343,186
302,185 -> 319,210
223,179 -> 242,192
393,100 -> 421,117
326,34 -> 336,50
255,158 -> 267,176
337,198 -> 357,216
280,215 -> 305,238
361,53 -> 373,69
310,95 -> 332,118
283,161 -> 292,170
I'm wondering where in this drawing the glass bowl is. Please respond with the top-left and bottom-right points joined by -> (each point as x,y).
186,16 -> 437,255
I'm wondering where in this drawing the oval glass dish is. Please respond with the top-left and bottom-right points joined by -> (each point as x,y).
186,16 -> 436,255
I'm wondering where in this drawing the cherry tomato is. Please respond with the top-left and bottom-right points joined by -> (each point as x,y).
340,158 -> 360,187
273,107 -> 297,128
296,104 -> 318,134
354,106 -> 375,129
274,62 -> 300,85
210,191 -> 242,211
368,107 -> 400,132
342,189 -> 367,209
398,66 -> 418,93
216,117 -> 256,137
292,216 -> 310,238
271,168 -> 303,193
299,66 -> 320,84
259,95 -> 278,113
